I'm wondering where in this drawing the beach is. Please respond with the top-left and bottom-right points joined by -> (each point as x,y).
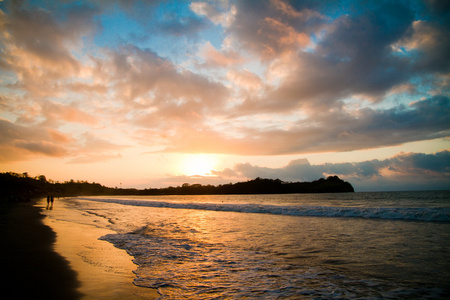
59,192 -> 450,299
3,192 -> 448,299
0,200 -> 81,299
0,199 -> 159,299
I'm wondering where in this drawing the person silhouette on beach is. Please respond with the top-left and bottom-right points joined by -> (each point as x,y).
46,195 -> 50,210
50,195 -> 54,209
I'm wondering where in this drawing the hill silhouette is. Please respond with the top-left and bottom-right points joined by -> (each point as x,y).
0,172 -> 354,202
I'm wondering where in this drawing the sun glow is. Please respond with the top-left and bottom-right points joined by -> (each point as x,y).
181,154 -> 217,176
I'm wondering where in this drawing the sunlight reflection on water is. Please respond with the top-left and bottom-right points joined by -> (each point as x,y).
62,192 -> 450,299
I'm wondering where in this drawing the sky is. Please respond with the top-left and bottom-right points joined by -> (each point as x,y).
0,0 -> 449,191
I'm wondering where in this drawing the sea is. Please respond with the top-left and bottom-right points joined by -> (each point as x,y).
43,191 -> 450,299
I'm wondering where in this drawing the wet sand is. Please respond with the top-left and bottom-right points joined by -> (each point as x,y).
0,200 -> 82,299
0,199 -> 159,299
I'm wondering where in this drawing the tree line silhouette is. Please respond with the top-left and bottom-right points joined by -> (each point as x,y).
1,172 -> 354,202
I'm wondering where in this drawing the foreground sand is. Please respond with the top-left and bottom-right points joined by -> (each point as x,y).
0,200 -> 81,299
0,199 -> 159,299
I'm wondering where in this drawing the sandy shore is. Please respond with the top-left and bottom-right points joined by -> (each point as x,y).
0,199 -> 159,299
0,200 -> 82,299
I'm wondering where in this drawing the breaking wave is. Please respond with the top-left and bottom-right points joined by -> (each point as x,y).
76,197 -> 450,222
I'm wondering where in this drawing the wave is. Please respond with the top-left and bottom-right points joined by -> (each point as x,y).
76,197 -> 450,222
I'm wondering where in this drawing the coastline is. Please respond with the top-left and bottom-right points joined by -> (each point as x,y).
0,200 -> 82,299
0,199 -> 159,299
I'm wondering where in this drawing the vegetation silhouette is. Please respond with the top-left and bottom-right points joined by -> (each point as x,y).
1,172 -> 354,202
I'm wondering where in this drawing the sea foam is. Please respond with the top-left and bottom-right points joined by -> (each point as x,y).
76,197 -> 450,222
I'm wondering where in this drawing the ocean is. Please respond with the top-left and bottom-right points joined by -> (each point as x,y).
43,191 -> 450,299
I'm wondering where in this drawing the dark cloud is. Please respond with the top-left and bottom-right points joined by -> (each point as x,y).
413,0 -> 450,72
316,2 -> 414,94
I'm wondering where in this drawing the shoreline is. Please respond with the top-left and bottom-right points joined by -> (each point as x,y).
0,199 -> 159,299
39,198 -> 160,299
0,200 -> 82,299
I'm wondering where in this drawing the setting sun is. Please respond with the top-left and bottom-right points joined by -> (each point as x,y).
0,0 -> 448,191
2,0 -> 450,298
181,154 -> 217,176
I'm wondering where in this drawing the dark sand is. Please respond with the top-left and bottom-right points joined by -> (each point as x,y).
1,200 -> 159,299
0,201 -> 82,299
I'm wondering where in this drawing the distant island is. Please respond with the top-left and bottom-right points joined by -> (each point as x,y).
0,172 -> 354,202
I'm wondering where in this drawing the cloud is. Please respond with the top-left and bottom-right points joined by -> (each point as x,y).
190,1 -> 236,27
67,82 -> 108,95
0,117 -> 126,163
0,118 -> 70,160
227,0 -> 324,60
0,0 -> 449,191
102,45 -> 229,108
213,150 -> 450,191
68,153 -> 122,164
89,45 -> 232,135
14,140 -> 68,157
200,42 -> 244,68
159,95 -> 450,155
77,132 -> 125,152
226,69 -> 263,91
41,101 -> 98,126
226,0 -> 450,120
0,1 -> 100,97
157,12 -> 207,37
394,19 -> 450,73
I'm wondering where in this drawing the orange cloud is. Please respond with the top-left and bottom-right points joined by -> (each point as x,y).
67,82 -> 108,95
0,119 -> 71,160
263,17 -> 310,49
270,0 -> 323,21
201,42 -> 245,68
190,1 -> 236,27
48,129 -> 73,144
395,20 -> 441,52
227,69 -> 263,91
0,3 -> 98,97
42,101 -> 97,126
